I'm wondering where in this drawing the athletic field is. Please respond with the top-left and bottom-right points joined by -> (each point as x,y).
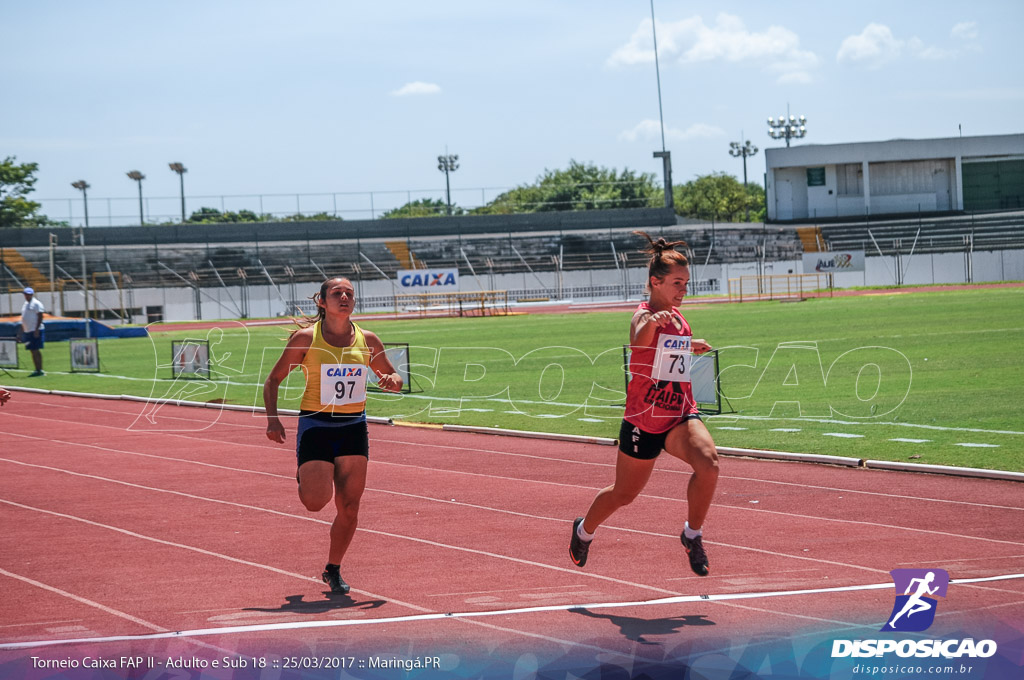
4,286 -> 1023,471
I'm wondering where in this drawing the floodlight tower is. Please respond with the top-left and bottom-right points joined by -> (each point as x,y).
437,153 -> 459,216
71,180 -> 90,228
169,162 -> 187,223
729,136 -> 759,221
126,170 -> 146,225
767,109 -> 807,147
70,180 -> 91,323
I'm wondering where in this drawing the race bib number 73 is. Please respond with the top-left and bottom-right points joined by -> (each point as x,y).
653,334 -> 691,383
320,364 -> 368,406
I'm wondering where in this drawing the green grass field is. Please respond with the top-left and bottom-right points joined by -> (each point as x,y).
5,287 -> 1023,471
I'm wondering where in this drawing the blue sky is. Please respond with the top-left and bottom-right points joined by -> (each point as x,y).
3,1 -> 1022,224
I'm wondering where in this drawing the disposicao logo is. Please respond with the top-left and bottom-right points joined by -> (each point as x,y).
882,568 -> 948,632
831,568 -> 998,659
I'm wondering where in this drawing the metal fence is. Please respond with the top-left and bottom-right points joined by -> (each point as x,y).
38,180 -> 660,228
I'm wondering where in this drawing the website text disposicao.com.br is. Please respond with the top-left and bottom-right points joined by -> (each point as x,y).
851,662 -> 978,676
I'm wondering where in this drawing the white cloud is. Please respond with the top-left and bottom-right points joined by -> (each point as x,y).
390,81 -> 441,96
838,24 -> 955,67
951,21 -> 978,41
608,13 -> 817,84
618,120 -> 725,143
837,23 -> 903,66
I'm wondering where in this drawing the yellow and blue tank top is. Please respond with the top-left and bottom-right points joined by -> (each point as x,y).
299,320 -> 371,415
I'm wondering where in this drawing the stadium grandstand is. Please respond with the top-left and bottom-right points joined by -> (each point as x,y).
2,206 -> 1023,322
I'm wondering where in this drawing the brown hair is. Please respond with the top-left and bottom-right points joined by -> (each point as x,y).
633,231 -> 688,282
289,277 -> 351,337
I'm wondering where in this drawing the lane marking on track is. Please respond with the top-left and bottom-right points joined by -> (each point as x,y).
5,435 -> 1024,556
0,567 -> 165,632
6,448 -> 1024,566
0,499 -> 625,657
709,414 -> 1024,437
1,459 -> 907,633
2,574 -> 1020,651
426,584 -> 591,598
8,409 -> 1022,513
26,388 -> 1024,436
7,455 -> 1024,603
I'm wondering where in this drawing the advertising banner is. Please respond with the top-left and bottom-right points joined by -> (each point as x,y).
171,340 -> 210,379
397,268 -> 459,292
803,250 -> 865,273
70,338 -> 100,372
0,339 -> 17,369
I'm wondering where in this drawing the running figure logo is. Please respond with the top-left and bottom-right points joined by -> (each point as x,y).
881,568 -> 949,632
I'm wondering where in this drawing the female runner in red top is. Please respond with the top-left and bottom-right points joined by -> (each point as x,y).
569,232 -> 720,576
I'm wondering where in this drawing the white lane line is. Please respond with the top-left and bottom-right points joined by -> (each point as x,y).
0,567 -> 165,632
890,438 -> 930,443
0,457 -> 1004,591
5,450 -> 1020,578
0,498 -> 624,657
426,584 -> 591,598
0,620 -> 81,630
822,433 -> 864,439
10,410 -> 1019,515
0,465 -> 682,595
956,443 -> 1000,448
0,498 -> 430,611
709,414 -> 1024,437
771,428 -> 802,432
2,573 -> 1020,652
715,427 -> 748,431
897,553 -> 1024,566
6,439 -> 1024,556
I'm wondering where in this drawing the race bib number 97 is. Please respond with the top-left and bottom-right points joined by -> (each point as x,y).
653,334 -> 691,383
320,364 -> 368,406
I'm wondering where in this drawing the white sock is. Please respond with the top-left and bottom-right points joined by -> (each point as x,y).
577,522 -> 595,542
683,521 -> 702,540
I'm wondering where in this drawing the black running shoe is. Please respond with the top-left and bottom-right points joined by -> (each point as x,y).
680,532 -> 710,576
569,517 -> 592,567
322,569 -> 351,594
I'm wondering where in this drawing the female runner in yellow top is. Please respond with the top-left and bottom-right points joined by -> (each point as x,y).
264,277 -> 403,595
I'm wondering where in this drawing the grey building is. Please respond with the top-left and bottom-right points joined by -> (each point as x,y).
765,133 -> 1024,222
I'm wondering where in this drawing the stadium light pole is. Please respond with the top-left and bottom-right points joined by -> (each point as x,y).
437,153 -> 459,216
729,136 -> 759,221
169,162 -> 187,223
126,170 -> 146,225
649,0 -> 673,209
71,180 -> 90,228
767,107 -> 807,148
70,180 -> 90,325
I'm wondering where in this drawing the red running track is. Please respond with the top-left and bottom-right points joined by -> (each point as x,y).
0,391 -> 1022,667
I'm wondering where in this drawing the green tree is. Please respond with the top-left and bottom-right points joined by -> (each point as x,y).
381,198 -> 461,219
476,160 -> 660,214
674,172 -> 763,222
0,156 -> 63,228
277,212 -> 343,222
186,207 -> 267,223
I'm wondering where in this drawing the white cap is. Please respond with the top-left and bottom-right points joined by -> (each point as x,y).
24,287 -> 34,295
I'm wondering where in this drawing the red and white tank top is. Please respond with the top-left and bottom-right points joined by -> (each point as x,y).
623,301 -> 700,434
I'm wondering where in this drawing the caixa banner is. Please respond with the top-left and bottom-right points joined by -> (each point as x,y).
397,268 -> 460,291
802,250 -> 865,273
